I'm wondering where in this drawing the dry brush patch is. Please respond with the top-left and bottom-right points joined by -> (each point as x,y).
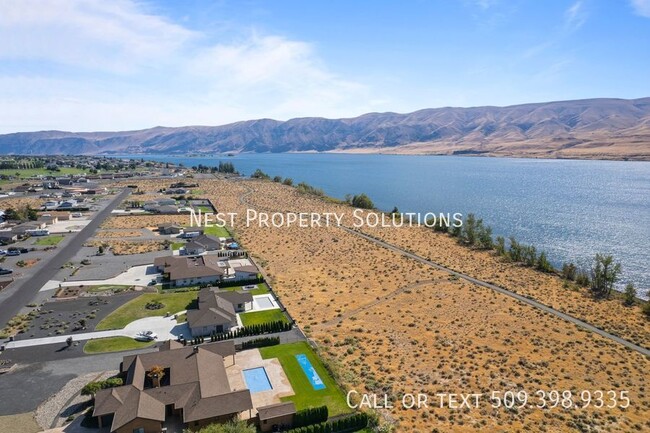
108,178 -> 650,433
360,224 -> 650,349
94,229 -> 144,238
101,214 -> 189,229
85,240 -> 167,255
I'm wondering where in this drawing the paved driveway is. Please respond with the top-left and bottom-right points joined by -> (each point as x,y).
40,264 -> 161,292
4,314 -> 190,349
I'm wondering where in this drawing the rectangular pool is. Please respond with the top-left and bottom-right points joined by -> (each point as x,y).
243,367 -> 273,393
295,354 -> 326,390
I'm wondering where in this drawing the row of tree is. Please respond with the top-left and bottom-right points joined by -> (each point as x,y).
437,213 -> 647,311
3,205 -> 38,221
213,320 -> 293,341
240,336 -> 280,349
293,406 -> 329,428
80,377 -> 123,398
286,412 -> 369,433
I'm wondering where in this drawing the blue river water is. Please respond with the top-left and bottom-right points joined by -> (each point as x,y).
113,153 -> 650,292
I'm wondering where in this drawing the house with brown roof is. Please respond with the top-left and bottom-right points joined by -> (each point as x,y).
187,288 -> 253,337
93,341 -> 252,433
153,255 -> 259,288
257,402 -> 296,432
184,234 -> 222,255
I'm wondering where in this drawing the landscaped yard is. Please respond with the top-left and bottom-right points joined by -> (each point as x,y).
33,235 -> 65,246
95,292 -> 197,330
239,309 -> 288,326
223,283 -> 269,296
83,336 -> 154,354
171,241 -> 185,251
202,225 -> 231,237
0,167 -> 87,179
260,342 -> 350,416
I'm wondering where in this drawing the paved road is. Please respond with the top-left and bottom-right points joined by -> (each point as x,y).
340,226 -> 650,357
0,189 -> 130,328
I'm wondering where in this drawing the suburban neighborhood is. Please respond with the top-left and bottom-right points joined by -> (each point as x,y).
0,157 -> 366,433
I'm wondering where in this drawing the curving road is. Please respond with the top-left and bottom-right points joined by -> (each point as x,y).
0,188 -> 130,328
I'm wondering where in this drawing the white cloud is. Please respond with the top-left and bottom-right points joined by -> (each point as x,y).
564,1 -> 587,31
0,0 -> 379,132
630,0 -> 650,17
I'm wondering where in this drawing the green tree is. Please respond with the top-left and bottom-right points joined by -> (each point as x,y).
282,178 -> 294,186
460,213 -> 477,245
80,382 -> 102,397
623,283 -> 637,306
495,236 -> 506,256
476,223 -> 493,249
350,193 -> 374,209
561,262 -> 577,281
536,251 -> 553,272
590,254 -> 621,298
251,168 -> 270,179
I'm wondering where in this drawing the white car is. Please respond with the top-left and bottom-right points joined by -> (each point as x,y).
134,331 -> 158,342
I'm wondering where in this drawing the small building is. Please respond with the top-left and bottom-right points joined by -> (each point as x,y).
0,232 -> 18,244
257,402 -> 297,432
158,223 -> 183,235
184,234 -> 222,255
187,288 -> 253,337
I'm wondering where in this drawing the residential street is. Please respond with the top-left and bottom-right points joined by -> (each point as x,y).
0,188 -> 130,328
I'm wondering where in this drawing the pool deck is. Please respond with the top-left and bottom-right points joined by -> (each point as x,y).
226,348 -> 294,417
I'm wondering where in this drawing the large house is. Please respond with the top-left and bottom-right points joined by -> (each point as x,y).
188,288 -> 253,337
93,341 -> 253,433
184,234 -> 222,255
154,255 -> 259,287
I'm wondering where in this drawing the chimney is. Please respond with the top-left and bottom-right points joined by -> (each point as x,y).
152,373 -> 161,388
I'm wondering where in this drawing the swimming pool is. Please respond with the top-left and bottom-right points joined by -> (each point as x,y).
296,354 -> 326,390
243,367 -> 273,393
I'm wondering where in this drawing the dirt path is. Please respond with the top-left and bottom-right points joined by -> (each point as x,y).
237,180 -> 650,357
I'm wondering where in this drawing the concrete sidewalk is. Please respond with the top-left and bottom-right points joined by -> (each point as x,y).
39,264 -> 161,292
4,313 -> 189,349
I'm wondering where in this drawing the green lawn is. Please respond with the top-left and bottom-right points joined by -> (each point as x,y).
83,336 -> 154,354
0,167 -> 87,178
201,225 -> 231,237
223,283 -> 269,296
260,342 -> 351,416
171,241 -> 185,251
194,205 -> 215,213
33,235 -> 65,246
95,292 -> 198,330
239,309 -> 288,326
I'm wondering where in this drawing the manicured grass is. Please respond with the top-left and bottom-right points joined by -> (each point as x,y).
171,241 -> 185,251
95,292 -> 197,330
239,309 -> 288,326
202,225 -> 231,237
33,235 -> 65,245
0,167 -> 87,178
83,336 -> 154,354
223,283 -> 269,296
260,342 -> 351,416
194,205 -> 214,213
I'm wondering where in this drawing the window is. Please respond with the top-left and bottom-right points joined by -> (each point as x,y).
133,428 -> 144,433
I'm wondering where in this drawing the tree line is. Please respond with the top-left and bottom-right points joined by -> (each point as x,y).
436,213 -> 647,313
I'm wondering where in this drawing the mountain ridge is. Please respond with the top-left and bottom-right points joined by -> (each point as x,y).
1,97 -> 649,160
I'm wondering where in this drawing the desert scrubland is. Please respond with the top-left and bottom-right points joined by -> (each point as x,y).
112,178 -> 649,433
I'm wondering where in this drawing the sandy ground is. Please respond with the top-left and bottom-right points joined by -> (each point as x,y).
0,413 -> 41,433
93,229 -> 143,238
84,240 -> 168,255
100,214 -> 189,229
109,178 -> 649,433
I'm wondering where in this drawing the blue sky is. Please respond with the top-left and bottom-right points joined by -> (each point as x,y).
0,0 -> 649,132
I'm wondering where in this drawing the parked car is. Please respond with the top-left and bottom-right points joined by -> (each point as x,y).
0,249 -> 6,255
5,249 -> 20,256
134,331 -> 158,342
19,247 -> 29,254
0,268 -> 13,275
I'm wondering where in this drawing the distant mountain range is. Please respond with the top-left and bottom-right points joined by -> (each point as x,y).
1,97 -> 649,160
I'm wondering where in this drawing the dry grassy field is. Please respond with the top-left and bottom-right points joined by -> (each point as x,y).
94,229 -> 144,238
110,178 -> 649,433
85,239 -> 167,255
101,214 -> 188,229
